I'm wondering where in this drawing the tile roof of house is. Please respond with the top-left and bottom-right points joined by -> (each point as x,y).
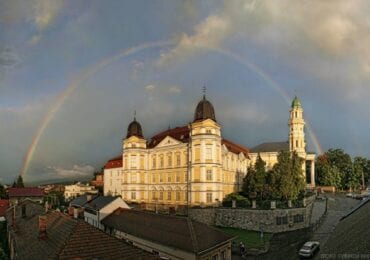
222,138 -> 249,157
104,155 -> 123,169
6,200 -> 155,260
69,194 -> 99,207
84,196 -> 117,211
250,141 -> 289,153
8,187 -> 44,197
0,200 -> 9,217
102,208 -> 234,254
147,125 -> 190,148
322,199 -> 370,254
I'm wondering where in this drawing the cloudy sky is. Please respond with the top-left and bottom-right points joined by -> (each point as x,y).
1,0 -> 370,183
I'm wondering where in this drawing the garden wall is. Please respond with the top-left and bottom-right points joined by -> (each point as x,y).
189,196 -> 315,233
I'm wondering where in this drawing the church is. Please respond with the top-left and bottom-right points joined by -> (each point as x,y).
103,94 -> 315,207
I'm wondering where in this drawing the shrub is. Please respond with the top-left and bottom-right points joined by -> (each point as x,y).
222,193 -> 250,208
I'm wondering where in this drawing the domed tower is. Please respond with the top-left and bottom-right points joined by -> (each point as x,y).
189,92 -> 222,206
122,113 -> 147,202
288,96 -> 306,154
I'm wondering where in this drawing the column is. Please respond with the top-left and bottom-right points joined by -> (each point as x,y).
310,160 -> 315,187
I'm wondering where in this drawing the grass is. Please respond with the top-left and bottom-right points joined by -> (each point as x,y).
218,227 -> 273,248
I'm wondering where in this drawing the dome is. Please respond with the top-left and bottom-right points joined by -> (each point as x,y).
291,96 -> 302,108
126,118 -> 143,138
194,95 -> 216,122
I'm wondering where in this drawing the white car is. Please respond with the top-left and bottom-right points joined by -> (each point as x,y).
298,241 -> 320,258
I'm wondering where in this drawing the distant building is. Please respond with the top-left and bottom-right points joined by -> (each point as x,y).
64,182 -> 98,200
7,187 -> 44,205
103,95 -> 316,208
5,200 -> 155,260
90,174 -> 104,191
102,208 -> 234,260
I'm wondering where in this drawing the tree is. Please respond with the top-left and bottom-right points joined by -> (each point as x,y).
270,151 -> 305,200
242,166 -> 257,199
16,175 -> 25,188
353,156 -> 368,189
254,154 -> 267,199
0,184 -> 6,199
325,149 -> 353,190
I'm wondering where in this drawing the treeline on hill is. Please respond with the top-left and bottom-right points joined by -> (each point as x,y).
316,148 -> 370,190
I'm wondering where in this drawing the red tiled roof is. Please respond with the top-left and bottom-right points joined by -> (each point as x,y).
104,155 -> 123,169
8,187 -> 44,197
148,125 -> 190,148
0,200 -> 9,217
222,139 -> 250,157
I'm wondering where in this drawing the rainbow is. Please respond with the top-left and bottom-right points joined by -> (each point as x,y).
21,41 -> 323,180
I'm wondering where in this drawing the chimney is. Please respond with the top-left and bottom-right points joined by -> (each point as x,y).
38,215 -> 47,240
86,194 -> 92,201
73,208 -> 78,219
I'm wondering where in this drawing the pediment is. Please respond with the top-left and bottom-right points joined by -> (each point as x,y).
155,136 -> 182,148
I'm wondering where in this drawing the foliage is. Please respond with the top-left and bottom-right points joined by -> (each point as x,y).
0,184 -> 6,199
12,175 -> 25,188
242,154 -> 268,200
269,151 -> 305,200
222,193 -> 250,208
316,149 -> 368,190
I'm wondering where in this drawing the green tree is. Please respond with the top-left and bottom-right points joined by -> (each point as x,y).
16,175 -> 25,188
353,156 -> 367,189
242,166 -> 257,199
0,184 -> 6,199
270,151 -> 305,200
326,149 -> 353,189
254,154 -> 267,199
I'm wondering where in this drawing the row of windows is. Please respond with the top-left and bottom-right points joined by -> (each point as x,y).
130,191 -> 183,201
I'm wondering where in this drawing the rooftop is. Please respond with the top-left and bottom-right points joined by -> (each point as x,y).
102,208 -> 234,254
6,200 -> 155,259
8,187 -> 44,197
250,141 -> 289,153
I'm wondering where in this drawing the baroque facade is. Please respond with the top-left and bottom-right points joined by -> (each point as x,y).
104,95 -> 315,206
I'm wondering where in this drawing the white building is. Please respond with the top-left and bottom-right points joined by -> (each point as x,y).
83,196 -> 130,230
64,182 -> 98,200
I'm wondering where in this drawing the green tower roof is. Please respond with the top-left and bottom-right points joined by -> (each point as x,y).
291,96 -> 302,108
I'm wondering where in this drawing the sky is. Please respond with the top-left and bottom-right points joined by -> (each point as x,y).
1,0 -> 370,184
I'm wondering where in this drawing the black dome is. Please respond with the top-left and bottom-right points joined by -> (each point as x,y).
126,119 -> 143,138
194,95 -> 216,122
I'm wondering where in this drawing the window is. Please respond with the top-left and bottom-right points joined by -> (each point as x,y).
152,157 -> 156,169
176,191 -> 180,201
131,192 -> 136,200
293,214 -> 304,223
159,191 -> 163,200
160,156 -> 164,168
296,140 -> 298,147
168,154 -> 172,167
206,169 -> 212,181
212,254 -> 219,260
176,172 -> 180,182
206,129 -> 212,134
276,216 -> 288,225
167,174 -> 171,182
167,191 -> 171,201
152,174 -> 156,183
160,174 -> 163,183
152,191 -> 156,199
130,156 -> 136,168
131,174 -> 137,183
206,192 -> 212,203
221,251 -> 226,260
176,154 -> 181,166
206,146 -> 212,160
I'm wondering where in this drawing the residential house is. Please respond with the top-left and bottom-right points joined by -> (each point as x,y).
5,200 -> 155,259
64,182 -> 98,200
102,208 -> 234,260
7,187 -> 44,205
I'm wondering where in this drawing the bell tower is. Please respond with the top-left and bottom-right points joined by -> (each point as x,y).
288,96 -> 306,155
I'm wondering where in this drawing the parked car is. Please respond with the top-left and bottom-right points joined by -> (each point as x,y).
298,241 -> 320,258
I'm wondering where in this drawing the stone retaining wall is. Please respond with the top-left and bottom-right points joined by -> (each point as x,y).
189,196 -> 315,233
